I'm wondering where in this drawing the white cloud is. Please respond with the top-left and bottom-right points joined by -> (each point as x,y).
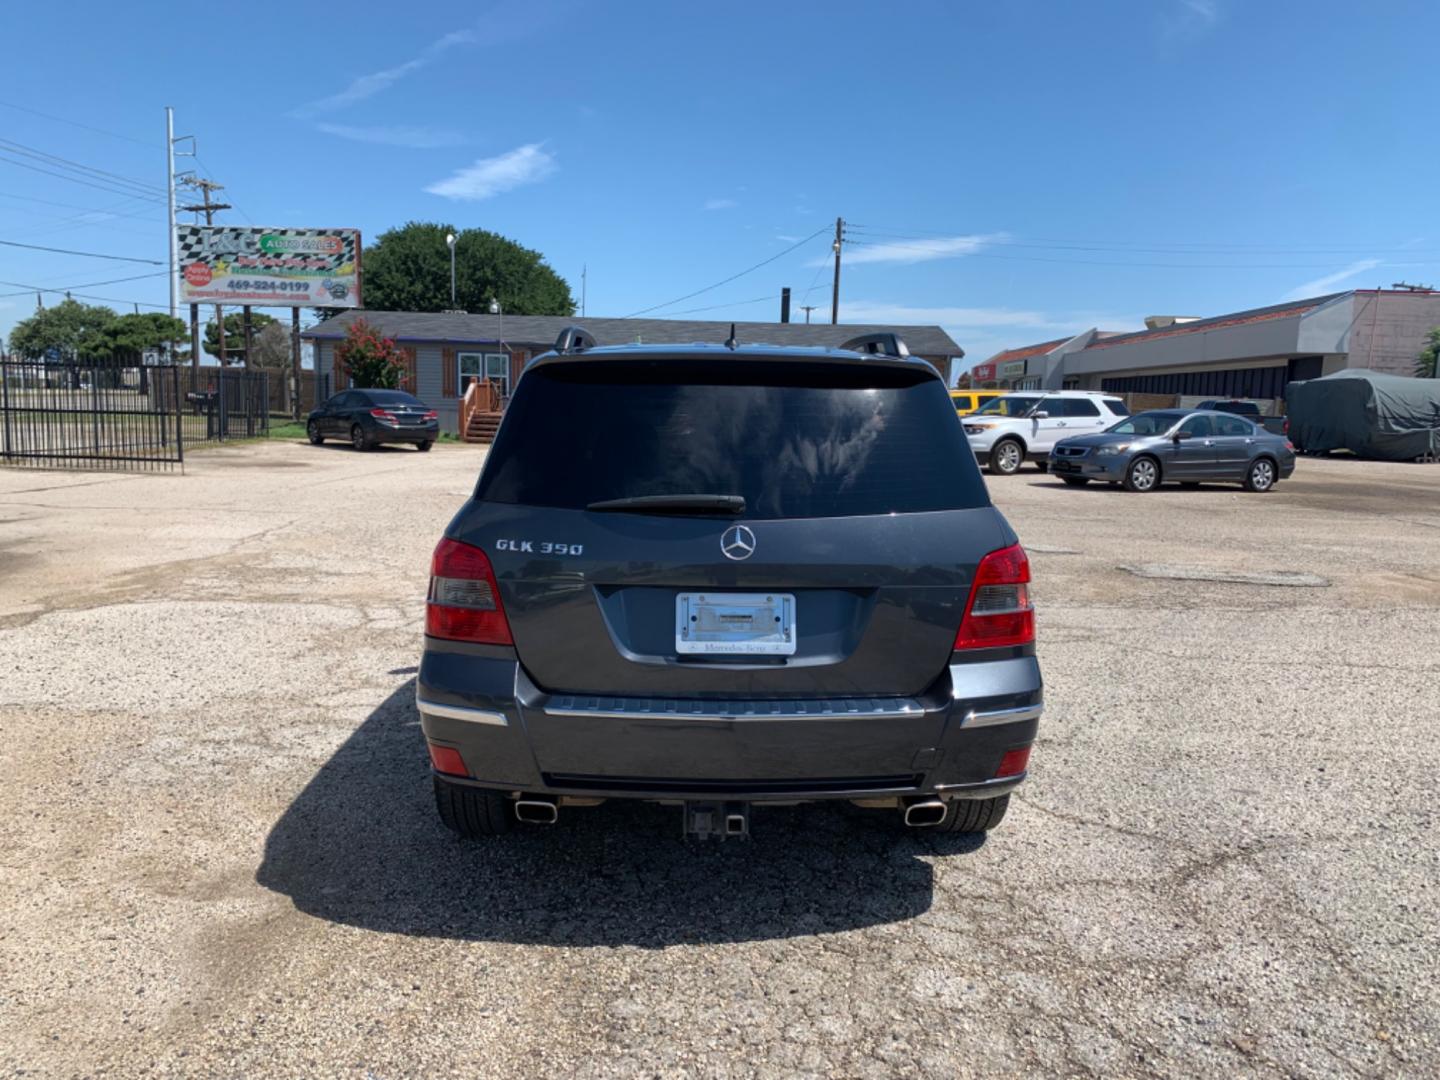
704,198 -> 738,211
810,233 -> 1006,267
294,29 -> 475,117
1282,258 -> 1382,301
775,234 -> 801,243
424,144 -> 557,201
840,302 -> 1064,328
315,122 -> 464,148
1162,0 -> 1220,38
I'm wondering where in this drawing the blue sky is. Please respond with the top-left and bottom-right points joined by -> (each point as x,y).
2,0 -> 1437,367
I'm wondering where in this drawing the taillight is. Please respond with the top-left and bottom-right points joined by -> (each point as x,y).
423,410 -> 438,420
995,746 -> 1032,778
370,408 -> 398,423
955,543 -> 1034,650
427,743 -> 468,776
426,537 -> 513,644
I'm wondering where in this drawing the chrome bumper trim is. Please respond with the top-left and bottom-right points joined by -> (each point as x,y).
543,694 -> 925,722
963,703 -> 1042,728
416,694 -> 508,726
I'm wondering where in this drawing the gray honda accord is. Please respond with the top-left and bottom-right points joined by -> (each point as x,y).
1048,409 -> 1296,492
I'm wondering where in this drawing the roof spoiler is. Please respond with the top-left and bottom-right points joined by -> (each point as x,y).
839,332 -> 910,358
553,325 -> 597,354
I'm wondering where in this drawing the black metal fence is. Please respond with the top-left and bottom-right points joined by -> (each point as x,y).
0,361 -> 184,471
1,361 -> 272,473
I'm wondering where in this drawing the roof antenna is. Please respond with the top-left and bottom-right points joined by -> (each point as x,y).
724,323 -> 738,350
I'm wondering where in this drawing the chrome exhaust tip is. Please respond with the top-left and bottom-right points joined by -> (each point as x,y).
904,800 -> 947,827
514,799 -> 558,824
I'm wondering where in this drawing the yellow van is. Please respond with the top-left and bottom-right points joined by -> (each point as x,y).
950,390 -> 1004,416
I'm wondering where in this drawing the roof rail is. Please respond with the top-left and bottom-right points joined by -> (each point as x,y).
553,325 -> 597,354
839,332 -> 910,358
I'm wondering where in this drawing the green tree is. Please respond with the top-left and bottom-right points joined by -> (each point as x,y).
90,313 -> 188,362
204,311 -> 279,364
8,299 -> 117,360
343,221 -> 574,317
337,318 -> 405,389
1417,327 -> 1440,378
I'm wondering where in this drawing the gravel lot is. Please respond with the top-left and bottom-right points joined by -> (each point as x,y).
2,441 -> 1438,1078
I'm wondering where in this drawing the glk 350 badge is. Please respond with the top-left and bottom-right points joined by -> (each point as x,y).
496,539 -> 585,556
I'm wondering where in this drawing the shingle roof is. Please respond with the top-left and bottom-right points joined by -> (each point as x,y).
1080,293 -> 1346,351
301,310 -> 963,358
984,337 -> 1071,365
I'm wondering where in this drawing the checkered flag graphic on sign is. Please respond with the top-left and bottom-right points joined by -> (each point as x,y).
174,227 -> 358,269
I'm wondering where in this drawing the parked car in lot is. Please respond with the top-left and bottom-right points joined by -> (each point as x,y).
1197,398 -> 1288,436
307,389 -> 439,451
418,327 -> 1041,839
1049,409 -> 1296,492
964,391 -> 1130,474
950,389 -> 1004,416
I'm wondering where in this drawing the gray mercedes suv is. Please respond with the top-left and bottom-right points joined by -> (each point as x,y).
417,328 -> 1041,839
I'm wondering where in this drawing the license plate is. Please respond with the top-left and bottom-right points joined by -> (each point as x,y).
676,592 -> 796,655
1054,460 -> 1078,472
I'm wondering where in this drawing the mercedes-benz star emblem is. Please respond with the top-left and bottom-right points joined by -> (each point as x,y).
720,524 -> 757,561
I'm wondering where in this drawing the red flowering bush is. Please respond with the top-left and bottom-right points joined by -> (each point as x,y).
337,317 -> 406,389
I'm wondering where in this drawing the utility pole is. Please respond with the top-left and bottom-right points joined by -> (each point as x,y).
581,264 -> 587,317
800,305 -> 817,324
180,178 -> 232,366
166,108 -> 178,322
830,217 -> 844,324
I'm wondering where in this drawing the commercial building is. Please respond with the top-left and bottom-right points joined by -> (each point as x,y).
979,289 -> 1440,402
302,312 -> 964,436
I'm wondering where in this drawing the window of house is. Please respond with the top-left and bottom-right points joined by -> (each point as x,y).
458,351 -> 510,397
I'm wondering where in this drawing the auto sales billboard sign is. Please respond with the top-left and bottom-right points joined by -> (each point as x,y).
177,226 -> 361,308
971,362 -> 996,382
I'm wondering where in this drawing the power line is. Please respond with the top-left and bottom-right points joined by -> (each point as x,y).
0,270 -> 169,300
0,238 -> 163,264
0,137 -> 165,197
623,227 -> 830,318
0,151 -> 166,202
662,294 -> 775,317
194,153 -> 255,225
0,98 -> 155,147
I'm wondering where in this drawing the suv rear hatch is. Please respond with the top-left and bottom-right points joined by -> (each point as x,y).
449,354 -> 1007,703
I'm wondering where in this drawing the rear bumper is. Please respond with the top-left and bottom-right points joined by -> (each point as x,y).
370,422 -> 438,444
416,642 -> 1041,803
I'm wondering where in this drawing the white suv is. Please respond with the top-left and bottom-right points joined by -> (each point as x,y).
964,391 -> 1129,475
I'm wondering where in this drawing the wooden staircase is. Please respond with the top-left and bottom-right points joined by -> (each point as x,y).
459,378 -> 504,444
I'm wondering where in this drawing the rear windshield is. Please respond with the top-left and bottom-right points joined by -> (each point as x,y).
476,359 -> 990,518
365,390 -> 423,405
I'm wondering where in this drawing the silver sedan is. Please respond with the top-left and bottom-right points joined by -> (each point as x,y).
1048,409 -> 1297,492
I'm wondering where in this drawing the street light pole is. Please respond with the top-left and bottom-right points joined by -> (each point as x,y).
445,233 -> 457,308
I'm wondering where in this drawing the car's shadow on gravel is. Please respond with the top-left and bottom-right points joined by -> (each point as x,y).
257,680 -> 985,947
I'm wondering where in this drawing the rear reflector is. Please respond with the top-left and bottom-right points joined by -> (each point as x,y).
427,743 -> 468,777
994,746 -> 1032,778
426,537 -> 514,645
955,543 -> 1034,650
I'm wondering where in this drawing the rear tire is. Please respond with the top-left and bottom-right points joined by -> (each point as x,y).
1244,456 -> 1277,492
938,795 -> 1010,833
306,420 -> 324,445
351,424 -> 370,452
1060,476 -> 1089,487
416,440 -> 432,452
988,438 -> 1025,476
433,777 -> 512,838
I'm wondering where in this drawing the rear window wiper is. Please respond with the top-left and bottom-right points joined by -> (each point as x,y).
585,494 -> 747,515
